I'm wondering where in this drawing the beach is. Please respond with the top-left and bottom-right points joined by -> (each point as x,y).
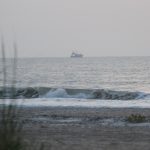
17,107 -> 150,150
1,0 -> 150,149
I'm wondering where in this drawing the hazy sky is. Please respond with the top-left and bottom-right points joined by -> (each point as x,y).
0,0 -> 150,57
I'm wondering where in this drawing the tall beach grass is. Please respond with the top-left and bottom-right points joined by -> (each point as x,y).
0,37 -> 45,150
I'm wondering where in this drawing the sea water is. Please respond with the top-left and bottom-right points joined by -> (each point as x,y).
1,57 -> 150,108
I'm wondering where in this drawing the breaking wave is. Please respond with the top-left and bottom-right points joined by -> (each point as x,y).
0,87 -> 149,100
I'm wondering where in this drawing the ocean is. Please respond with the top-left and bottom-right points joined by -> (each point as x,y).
1,57 -> 150,108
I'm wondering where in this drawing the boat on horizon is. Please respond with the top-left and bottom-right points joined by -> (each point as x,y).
70,51 -> 83,58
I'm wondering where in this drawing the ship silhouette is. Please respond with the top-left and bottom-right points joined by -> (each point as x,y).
70,51 -> 83,58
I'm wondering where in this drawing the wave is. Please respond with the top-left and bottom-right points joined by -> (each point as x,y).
0,87 -> 149,100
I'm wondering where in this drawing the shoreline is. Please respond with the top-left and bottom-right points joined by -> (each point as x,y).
1,98 -> 150,108
19,106 -> 150,116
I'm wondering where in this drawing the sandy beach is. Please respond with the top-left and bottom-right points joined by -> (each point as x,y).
16,107 -> 150,150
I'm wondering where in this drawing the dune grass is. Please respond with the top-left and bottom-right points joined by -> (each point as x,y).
0,38 -> 45,150
126,114 -> 146,123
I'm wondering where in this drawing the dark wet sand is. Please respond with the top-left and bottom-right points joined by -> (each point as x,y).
18,107 -> 150,150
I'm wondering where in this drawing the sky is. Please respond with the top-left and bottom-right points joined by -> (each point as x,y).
0,0 -> 150,57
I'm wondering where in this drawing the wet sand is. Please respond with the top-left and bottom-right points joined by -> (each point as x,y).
16,107 -> 150,149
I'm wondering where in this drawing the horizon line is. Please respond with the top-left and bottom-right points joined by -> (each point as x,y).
1,56 -> 150,59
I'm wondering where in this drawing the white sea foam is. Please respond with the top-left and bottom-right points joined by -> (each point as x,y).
44,88 -> 69,98
1,98 -> 150,108
41,88 -> 148,100
43,88 -> 89,99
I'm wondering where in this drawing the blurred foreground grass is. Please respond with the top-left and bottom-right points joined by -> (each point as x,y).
0,38 -> 45,150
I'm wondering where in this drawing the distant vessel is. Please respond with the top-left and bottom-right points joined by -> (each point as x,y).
70,51 -> 83,58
